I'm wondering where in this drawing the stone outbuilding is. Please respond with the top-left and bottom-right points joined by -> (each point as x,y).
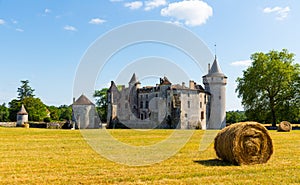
16,104 -> 28,127
72,94 -> 100,129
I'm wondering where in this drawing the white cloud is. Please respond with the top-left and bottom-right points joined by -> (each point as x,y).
145,0 -> 167,11
16,28 -> 24,32
161,0 -> 213,27
230,60 -> 252,67
124,1 -> 143,10
64,25 -> 77,31
12,19 -> 18,24
0,19 -> 5,25
263,6 -> 290,20
89,18 -> 106,24
166,20 -> 183,26
45,8 -> 51,14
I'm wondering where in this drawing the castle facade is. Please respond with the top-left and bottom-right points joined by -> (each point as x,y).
107,57 -> 227,129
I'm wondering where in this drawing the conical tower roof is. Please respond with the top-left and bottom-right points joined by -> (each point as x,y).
205,56 -> 227,77
73,94 -> 94,105
17,104 -> 28,115
129,73 -> 138,84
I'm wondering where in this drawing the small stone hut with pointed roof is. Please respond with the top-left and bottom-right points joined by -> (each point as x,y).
17,104 -> 28,127
72,94 -> 100,129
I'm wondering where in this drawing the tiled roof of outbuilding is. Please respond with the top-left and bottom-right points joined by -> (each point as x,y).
73,94 -> 94,105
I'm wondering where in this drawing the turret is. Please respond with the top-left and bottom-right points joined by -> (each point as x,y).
203,56 -> 227,129
16,104 -> 28,127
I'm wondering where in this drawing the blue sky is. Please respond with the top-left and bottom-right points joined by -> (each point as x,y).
0,0 -> 299,110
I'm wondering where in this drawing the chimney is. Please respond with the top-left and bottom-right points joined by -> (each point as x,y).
208,63 -> 211,73
182,82 -> 185,88
189,80 -> 195,89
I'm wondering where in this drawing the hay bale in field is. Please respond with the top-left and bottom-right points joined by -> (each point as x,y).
214,122 -> 273,165
278,121 -> 292,132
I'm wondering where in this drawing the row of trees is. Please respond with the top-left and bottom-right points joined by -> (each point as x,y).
0,80 -> 72,122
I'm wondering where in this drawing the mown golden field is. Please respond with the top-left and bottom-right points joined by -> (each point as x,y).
0,127 -> 299,184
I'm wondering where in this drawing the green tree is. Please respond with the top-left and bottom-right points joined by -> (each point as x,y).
47,106 -> 60,121
226,111 -> 247,124
94,88 -> 108,122
22,97 -> 48,121
8,99 -> 22,121
59,105 -> 72,121
17,80 -> 35,100
236,49 -> 300,126
8,97 -> 48,122
0,103 -> 9,122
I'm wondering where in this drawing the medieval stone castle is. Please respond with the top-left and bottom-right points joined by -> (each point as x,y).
106,56 -> 227,129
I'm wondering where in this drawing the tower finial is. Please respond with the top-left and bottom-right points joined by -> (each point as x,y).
214,43 -> 217,59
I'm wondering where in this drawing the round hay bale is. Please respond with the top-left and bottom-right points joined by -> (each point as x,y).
214,122 -> 273,165
278,121 -> 292,132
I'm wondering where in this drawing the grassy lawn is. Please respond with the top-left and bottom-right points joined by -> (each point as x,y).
0,127 -> 299,184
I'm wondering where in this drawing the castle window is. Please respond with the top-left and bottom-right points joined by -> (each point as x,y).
140,101 -> 143,109
204,95 -> 207,104
188,93 -> 190,97
219,96 -> 221,100
141,114 -> 144,120
185,113 -> 188,118
201,111 -> 204,120
168,102 -> 170,107
146,94 -> 148,99
140,95 -> 143,99
188,101 -> 190,108
145,101 -> 149,109
200,102 -> 202,108
155,93 -> 158,97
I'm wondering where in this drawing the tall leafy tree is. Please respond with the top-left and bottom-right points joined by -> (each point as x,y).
9,80 -> 49,122
0,103 -> 9,122
94,88 -> 108,122
22,97 -> 48,121
17,80 -> 35,100
8,99 -> 22,121
236,49 -> 300,126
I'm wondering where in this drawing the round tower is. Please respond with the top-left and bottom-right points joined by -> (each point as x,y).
203,56 -> 227,129
17,104 -> 28,127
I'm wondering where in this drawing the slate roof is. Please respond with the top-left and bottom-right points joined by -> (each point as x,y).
204,56 -> 227,77
129,73 -> 138,84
